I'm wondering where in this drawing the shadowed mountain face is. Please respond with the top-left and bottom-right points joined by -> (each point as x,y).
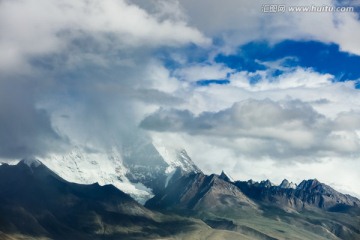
146,170 -> 258,215
122,140 -> 202,196
1,159 -> 360,240
0,160 -> 204,240
147,170 -> 360,214
146,171 -> 360,240
235,178 -> 360,211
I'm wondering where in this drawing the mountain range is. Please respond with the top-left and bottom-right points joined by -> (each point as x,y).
146,169 -> 360,239
0,146 -> 359,239
0,159 -> 210,240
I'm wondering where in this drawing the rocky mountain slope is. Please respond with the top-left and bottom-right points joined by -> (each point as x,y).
235,178 -> 360,211
1,156 -> 360,240
0,159 -> 210,240
146,170 -> 258,215
146,170 -> 360,240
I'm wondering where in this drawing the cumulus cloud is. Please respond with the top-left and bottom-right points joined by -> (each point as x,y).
141,98 -> 360,159
138,0 -> 360,55
0,0 -> 208,159
1,0 -> 360,197
0,0 -> 209,73
138,58 -> 360,196
230,67 -> 334,90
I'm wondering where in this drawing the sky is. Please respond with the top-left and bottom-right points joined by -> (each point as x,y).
1,0 -> 360,197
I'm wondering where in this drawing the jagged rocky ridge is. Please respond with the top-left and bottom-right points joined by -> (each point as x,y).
234,178 -> 360,211
1,157 -> 360,240
146,169 -> 258,214
146,170 -> 360,240
147,170 -> 360,213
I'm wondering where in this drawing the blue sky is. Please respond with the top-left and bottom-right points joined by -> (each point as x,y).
215,40 -> 360,84
162,39 -> 360,88
1,0 -> 360,197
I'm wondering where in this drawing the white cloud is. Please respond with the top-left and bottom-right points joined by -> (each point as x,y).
142,64 -> 360,196
230,68 -> 334,90
149,132 -> 360,198
174,63 -> 234,82
0,0 -> 209,73
159,0 -> 360,55
141,98 -> 360,159
0,0 -> 209,158
1,0 -> 360,198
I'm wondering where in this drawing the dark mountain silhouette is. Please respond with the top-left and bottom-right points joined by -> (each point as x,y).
0,159 -> 203,240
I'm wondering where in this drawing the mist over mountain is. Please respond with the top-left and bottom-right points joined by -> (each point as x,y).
1,0 -> 360,199
0,159 -> 212,240
1,0 -> 360,239
1,156 -> 359,239
32,139 -> 201,204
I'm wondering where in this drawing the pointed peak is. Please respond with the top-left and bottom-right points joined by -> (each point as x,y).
279,179 -> 297,189
19,158 -> 42,168
281,179 -> 289,184
279,179 -> 289,188
219,170 -> 234,182
247,179 -> 256,185
297,178 -> 322,190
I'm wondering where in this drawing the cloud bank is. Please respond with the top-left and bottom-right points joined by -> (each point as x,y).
1,0 -> 360,196
0,0 -> 208,157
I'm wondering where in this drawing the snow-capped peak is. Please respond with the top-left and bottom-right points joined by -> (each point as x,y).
152,141 -> 201,174
38,146 -> 153,204
21,158 -> 42,168
35,139 -> 204,205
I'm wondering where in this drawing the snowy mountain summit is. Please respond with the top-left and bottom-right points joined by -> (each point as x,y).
38,141 -> 200,204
